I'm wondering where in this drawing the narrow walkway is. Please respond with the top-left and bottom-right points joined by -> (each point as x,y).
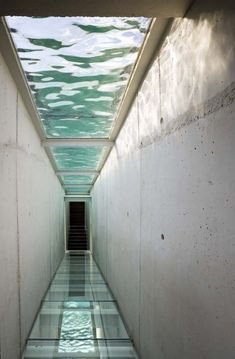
23,252 -> 139,358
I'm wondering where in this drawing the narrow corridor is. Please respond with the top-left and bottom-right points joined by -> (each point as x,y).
1,4 -> 235,359
23,252 -> 139,358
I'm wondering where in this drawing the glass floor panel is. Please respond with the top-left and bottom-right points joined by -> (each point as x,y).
54,272 -> 102,279
62,253 -> 94,262
44,283 -> 113,301
55,272 -> 105,283
58,261 -> 99,268
22,252 -> 139,358
52,274 -> 105,285
57,272 -> 102,278
23,339 -> 138,358
49,282 -> 111,291
60,260 -> 93,265
29,301 -> 128,340
59,259 -> 98,264
58,264 -> 99,271
57,264 -> 100,273
59,258 -> 99,264
59,261 -> 98,268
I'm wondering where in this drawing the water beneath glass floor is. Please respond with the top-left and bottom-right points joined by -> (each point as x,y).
23,252 -> 139,358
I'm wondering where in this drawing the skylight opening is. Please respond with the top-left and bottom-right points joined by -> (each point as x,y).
6,16 -> 151,193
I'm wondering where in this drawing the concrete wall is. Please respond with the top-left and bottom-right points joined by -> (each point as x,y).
0,53 -> 65,358
91,3 -> 235,359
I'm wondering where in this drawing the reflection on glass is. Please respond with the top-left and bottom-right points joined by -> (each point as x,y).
24,339 -> 138,358
44,283 -> 113,302
23,252 -> 139,358
29,301 -> 128,340
55,271 -> 104,280
58,265 -> 100,273
59,303 -> 94,353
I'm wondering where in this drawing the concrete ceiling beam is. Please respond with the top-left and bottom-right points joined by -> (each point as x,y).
63,184 -> 92,188
0,0 -> 192,17
42,139 -> 114,148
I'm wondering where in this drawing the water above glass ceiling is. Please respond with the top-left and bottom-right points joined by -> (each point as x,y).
6,16 -> 151,193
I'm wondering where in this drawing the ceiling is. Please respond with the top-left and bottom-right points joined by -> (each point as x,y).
5,16 -> 151,195
0,0 -> 192,17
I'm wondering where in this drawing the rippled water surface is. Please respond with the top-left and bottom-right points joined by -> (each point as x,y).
51,146 -> 104,169
61,175 -> 95,184
7,17 -> 150,138
24,253 -> 139,357
59,307 -> 94,352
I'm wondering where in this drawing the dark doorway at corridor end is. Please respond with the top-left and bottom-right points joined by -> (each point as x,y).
67,202 -> 88,251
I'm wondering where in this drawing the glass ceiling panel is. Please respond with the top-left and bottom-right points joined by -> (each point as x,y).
61,175 -> 95,185
64,185 -> 92,192
64,186 -> 92,192
7,16 -> 150,138
51,146 -> 103,170
66,189 -> 90,195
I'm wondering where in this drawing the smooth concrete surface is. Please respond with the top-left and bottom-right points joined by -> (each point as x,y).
91,3 -> 235,359
0,53 -> 65,358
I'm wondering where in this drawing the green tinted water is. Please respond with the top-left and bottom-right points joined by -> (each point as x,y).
7,16 -> 150,193
62,175 -> 95,185
51,146 -> 104,170
7,17 -> 150,138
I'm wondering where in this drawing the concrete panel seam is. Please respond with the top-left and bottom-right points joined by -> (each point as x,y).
16,90 -> 22,355
158,56 -> 162,121
137,93 -> 142,356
